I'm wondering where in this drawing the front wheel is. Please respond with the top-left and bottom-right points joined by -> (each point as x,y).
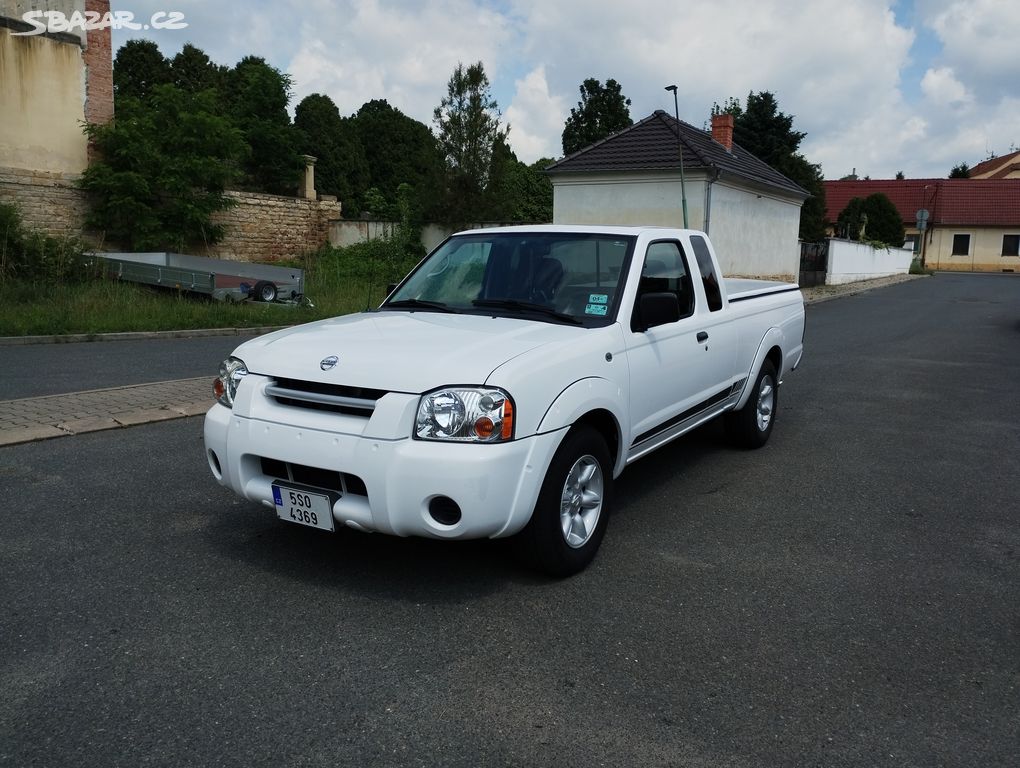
725,359 -> 778,449
516,426 -> 613,577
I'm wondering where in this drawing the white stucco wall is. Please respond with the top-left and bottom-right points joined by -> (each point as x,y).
826,238 -> 913,285
552,172 -> 802,279
552,172 -> 706,230
0,27 -> 88,173
703,181 -> 801,279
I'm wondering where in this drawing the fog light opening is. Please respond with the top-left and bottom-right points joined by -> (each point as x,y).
208,449 -> 222,480
428,496 -> 462,526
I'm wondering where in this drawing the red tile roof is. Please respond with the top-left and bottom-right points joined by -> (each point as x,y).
823,179 -> 1020,227
969,150 -> 1020,178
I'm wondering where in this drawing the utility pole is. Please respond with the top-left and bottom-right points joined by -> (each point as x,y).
664,85 -> 689,228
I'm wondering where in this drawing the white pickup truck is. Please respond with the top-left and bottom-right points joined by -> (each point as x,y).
204,225 -> 804,575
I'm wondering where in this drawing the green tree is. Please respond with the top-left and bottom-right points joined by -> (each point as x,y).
170,43 -> 226,94
836,193 -> 904,245
226,56 -> 304,195
113,40 -> 171,104
352,99 -> 444,220
561,78 -> 633,156
712,91 -> 825,241
895,170 -> 905,180
79,85 -> 246,250
949,162 -> 970,178
485,140 -> 553,222
294,94 -> 369,213
433,62 -> 509,222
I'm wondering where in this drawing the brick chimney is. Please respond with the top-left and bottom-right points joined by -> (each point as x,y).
711,113 -> 734,151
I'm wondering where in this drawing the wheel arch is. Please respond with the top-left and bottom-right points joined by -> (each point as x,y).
735,330 -> 785,410
536,377 -> 626,477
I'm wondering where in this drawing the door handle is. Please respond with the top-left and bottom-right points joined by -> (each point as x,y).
697,331 -> 709,343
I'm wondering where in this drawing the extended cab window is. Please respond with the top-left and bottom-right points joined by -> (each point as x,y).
689,235 -> 723,312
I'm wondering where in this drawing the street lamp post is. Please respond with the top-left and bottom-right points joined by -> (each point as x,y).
665,84 -> 689,229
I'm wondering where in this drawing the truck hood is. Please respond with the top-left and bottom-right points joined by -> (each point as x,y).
233,310 -> 584,393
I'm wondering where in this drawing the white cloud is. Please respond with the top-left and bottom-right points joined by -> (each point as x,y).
285,0 -> 514,121
109,0 -> 1017,180
504,67 -> 566,161
926,0 -> 1020,92
920,67 -> 971,106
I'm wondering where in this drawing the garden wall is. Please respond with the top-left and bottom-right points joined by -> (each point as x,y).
826,238 -> 913,285
0,167 -> 340,262
0,166 -> 88,237
200,191 -> 342,263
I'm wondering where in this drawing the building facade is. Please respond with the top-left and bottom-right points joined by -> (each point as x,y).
0,0 -> 113,235
546,112 -> 808,281
824,179 -> 1020,273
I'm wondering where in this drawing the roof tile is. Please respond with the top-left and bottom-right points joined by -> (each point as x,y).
547,111 -> 808,198
823,179 -> 1020,227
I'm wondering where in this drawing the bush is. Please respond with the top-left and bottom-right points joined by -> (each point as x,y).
0,203 -> 96,284
909,258 -> 934,276
836,193 -> 905,246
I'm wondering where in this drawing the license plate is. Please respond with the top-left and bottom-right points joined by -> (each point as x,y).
272,484 -> 336,532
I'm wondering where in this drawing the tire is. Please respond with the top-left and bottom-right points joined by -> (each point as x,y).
253,280 -> 278,303
516,426 -> 613,577
725,359 -> 778,449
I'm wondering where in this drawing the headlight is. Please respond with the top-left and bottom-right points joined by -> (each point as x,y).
213,357 -> 248,408
415,387 -> 514,442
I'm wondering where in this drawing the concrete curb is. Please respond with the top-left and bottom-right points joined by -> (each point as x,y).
0,377 -> 211,447
802,273 -> 926,305
0,325 -> 288,347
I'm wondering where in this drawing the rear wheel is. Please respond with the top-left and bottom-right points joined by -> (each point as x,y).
517,426 -> 612,577
725,359 -> 778,449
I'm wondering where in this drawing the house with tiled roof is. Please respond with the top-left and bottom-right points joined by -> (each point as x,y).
823,179 -> 1020,272
968,150 -> 1020,180
546,112 -> 809,280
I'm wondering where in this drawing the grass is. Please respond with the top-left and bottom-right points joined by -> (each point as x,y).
0,246 -> 419,337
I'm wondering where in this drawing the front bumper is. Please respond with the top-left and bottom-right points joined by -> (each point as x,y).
203,403 -> 563,540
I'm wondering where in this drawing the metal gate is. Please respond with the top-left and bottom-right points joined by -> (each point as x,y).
798,241 -> 828,287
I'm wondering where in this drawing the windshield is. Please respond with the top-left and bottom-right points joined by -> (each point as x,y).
382,232 -> 635,326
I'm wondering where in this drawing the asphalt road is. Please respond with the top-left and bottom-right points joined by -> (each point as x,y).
0,335 -> 256,400
1,273 -> 1018,766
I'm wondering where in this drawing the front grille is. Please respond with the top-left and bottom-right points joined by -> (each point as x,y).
260,457 -> 367,497
266,378 -> 386,416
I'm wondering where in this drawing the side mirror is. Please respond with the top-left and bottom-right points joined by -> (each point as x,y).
385,283 -> 397,296
635,292 -> 681,331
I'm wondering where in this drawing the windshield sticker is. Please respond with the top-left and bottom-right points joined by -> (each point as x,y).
585,303 -> 608,316
588,293 -> 608,305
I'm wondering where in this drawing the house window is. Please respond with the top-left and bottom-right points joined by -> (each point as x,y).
952,234 -> 970,256
1003,235 -> 1020,257
904,235 -> 919,253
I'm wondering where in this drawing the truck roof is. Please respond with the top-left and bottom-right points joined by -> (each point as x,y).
454,224 -> 705,238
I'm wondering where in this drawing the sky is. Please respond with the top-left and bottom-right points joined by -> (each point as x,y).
107,0 -> 1020,180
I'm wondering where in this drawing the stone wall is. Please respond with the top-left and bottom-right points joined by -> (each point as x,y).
200,191 -> 342,263
0,166 -> 341,261
329,220 -> 516,254
0,166 -> 88,237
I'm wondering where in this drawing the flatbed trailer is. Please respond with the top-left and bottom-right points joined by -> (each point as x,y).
95,252 -> 304,303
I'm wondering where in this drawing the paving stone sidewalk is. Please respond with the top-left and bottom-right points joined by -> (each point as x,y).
0,377 -> 210,447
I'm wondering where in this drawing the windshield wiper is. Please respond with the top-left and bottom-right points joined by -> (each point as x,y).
472,298 -> 583,325
383,298 -> 458,314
